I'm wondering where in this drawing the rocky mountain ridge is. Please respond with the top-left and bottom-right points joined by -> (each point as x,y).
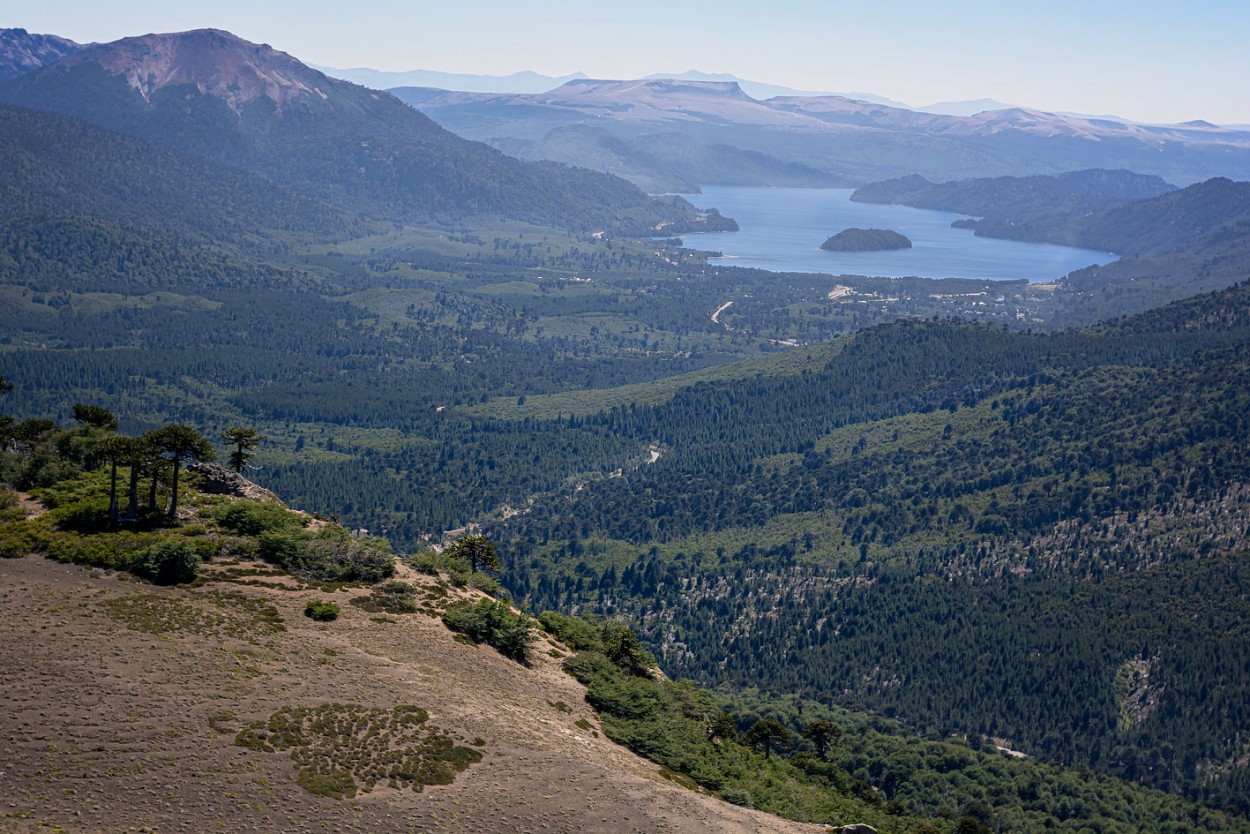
0,27 -> 82,80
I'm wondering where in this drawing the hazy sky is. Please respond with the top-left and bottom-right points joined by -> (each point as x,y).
7,0 -> 1248,124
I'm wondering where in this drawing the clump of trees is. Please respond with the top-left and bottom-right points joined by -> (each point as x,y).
0,397 -> 396,589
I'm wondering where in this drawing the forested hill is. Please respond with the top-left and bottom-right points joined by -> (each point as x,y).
495,279 -> 1250,814
0,29 -> 732,234
851,168 -> 1174,222
964,176 -> 1250,256
1015,176 -> 1250,328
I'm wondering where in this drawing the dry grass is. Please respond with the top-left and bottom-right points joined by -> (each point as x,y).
0,554 -> 822,834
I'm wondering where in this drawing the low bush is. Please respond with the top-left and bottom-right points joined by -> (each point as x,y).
49,496 -> 112,533
442,598 -> 534,663
304,599 -> 341,621
132,539 -> 201,585
43,530 -> 150,571
213,500 -> 308,536
351,580 -> 418,614
259,528 -> 395,583
540,610 -> 605,652
540,611 -> 656,674
0,519 -> 52,558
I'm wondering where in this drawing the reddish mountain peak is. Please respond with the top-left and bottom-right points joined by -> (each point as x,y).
53,28 -> 335,112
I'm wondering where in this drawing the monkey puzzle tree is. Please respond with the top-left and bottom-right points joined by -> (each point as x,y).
72,403 -> 118,431
150,425 -> 214,519
97,434 -> 131,522
742,718 -> 792,760
220,426 -> 263,473
445,533 -> 501,574
801,719 -> 842,760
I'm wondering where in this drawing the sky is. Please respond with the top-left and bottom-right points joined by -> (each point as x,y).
7,0 -> 1249,125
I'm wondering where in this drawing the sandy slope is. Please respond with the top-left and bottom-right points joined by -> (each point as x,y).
0,554 -> 823,834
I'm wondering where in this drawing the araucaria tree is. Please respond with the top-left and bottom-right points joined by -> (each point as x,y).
220,427 -> 263,473
801,719 -> 842,760
743,718 -> 792,760
446,533 -> 502,574
151,425 -> 214,518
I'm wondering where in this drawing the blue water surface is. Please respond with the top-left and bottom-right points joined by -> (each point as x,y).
683,186 -> 1116,282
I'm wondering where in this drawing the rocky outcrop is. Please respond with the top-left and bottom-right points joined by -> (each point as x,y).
187,461 -> 280,502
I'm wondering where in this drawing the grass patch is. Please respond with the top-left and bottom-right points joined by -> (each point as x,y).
103,589 -> 283,640
235,704 -> 483,798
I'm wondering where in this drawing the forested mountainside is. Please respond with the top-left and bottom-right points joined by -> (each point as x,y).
488,281 -> 1250,813
0,29 -> 730,234
0,103 -> 361,247
4,409 -> 1249,834
851,169 -> 1175,222
965,177 -> 1250,257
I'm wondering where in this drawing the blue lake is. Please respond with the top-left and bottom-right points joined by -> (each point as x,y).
683,186 -> 1117,282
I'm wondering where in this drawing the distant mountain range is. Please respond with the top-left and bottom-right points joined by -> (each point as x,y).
312,62 -> 1137,121
315,63 -> 912,107
393,78 -> 1250,188
6,27 -> 1247,193
0,28 -> 729,234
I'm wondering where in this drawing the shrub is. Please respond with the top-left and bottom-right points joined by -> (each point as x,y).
540,612 -> 655,674
49,496 -> 112,533
0,520 -> 51,559
132,539 -> 201,585
442,598 -> 534,663
259,528 -> 395,583
304,600 -> 341,621
466,571 -> 501,597
562,650 -> 617,685
409,550 -> 446,575
540,610 -> 605,652
0,489 -> 26,523
214,501 -> 307,536
258,529 -> 305,565
351,580 -> 418,614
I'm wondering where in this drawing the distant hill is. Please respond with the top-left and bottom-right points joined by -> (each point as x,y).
0,29 -> 727,234
0,27 -> 81,80
312,63 -> 588,94
851,169 -> 1175,222
968,176 -> 1250,256
849,172 -> 1250,326
492,123 -> 852,192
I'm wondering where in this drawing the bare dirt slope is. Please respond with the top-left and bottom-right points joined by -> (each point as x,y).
0,554 -> 822,834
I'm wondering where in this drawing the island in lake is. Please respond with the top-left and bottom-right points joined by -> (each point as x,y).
821,227 -> 913,252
